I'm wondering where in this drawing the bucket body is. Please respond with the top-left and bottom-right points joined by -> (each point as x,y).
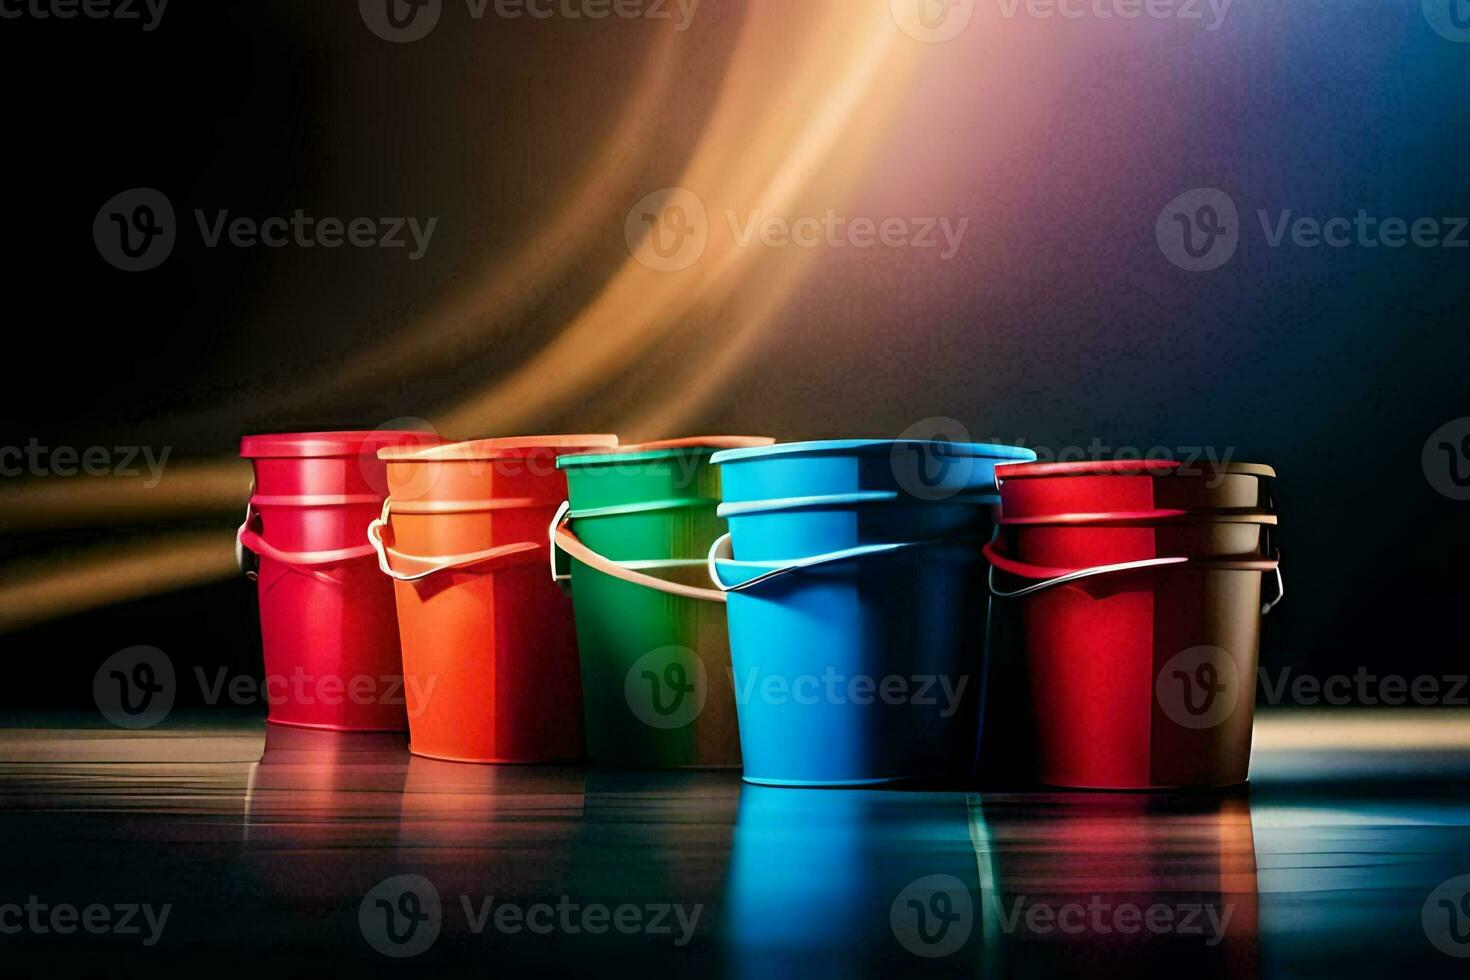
376,436 -> 617,763
240,430 -> 444,731
711,439 -> 1036,787
1017,563 -> 1266,789
717,544 -> 987,786
558,438 -> 771,769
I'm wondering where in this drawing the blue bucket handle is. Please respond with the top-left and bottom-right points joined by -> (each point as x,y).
705,533 -> 963,594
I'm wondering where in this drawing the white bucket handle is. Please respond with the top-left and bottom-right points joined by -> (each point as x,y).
705,533 -> 956,594
550,501 -> 728,603
369,498 -> 545,583
984,538 -> 1285,616
235,484 -> 257,580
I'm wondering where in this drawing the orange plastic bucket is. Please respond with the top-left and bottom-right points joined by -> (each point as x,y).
369,435 -> 618,763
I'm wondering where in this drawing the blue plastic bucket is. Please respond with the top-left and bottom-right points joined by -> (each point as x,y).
709,439 -> 1035,788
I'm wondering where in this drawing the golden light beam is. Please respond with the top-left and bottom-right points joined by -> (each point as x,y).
0,460 -> 251,533
0,3 -> 930,631
0,532 -> 239,635
324,29 -> 686,395
436,2 -> 919,435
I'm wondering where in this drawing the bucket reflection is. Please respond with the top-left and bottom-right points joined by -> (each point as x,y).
721,786 -> 993,976
975,791 -> 1260,976
242,723 -> 412,903
394,755 -> 587,902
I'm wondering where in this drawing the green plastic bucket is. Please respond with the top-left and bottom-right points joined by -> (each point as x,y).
553,437 -> 773,769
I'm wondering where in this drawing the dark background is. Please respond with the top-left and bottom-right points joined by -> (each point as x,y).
0,0 -> 1466,712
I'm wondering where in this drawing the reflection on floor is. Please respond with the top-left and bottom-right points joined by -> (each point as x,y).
2,711 -> 1470,976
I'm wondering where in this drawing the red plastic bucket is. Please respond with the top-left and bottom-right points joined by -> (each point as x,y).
995,460 -> 1276,521
369,435 -> 618,763
984,531 -> 1283,791
239,430 -> 444,731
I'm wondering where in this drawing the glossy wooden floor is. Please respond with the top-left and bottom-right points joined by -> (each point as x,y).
3,711 -> 1470,977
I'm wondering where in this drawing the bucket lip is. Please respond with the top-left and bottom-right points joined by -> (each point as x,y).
240,430 -> 446,460
557,436 -> 775,469
995,459 -> 1276,480
709,439 -> 1038,466
378,434 -> 619,462
999,508 -> 1278,527
718,490 -> 1000,518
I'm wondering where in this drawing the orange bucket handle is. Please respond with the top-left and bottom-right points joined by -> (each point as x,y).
982,537 -> 1285,615
368,499 -> 546,583
549,501 -> 727,604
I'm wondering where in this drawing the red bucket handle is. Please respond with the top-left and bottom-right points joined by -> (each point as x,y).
981,537 -> 1285,615
549,501 -> 727,604
367,499 -> 545,583
236,500 -> 378,581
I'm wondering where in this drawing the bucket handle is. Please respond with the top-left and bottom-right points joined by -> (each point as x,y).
549,501 -> 728,603
235,486 -> 257,580
236,499 -> 378,578
705,533 -> 955,594
368,499 -> 545,583
981,539 -> 1285,615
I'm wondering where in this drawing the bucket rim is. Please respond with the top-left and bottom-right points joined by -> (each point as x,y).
378,434 -> 618,462
241,430 -> 445,459
557,436 -> 774,469
718,490 -> 1000,518
709,439 -> 1037,466
999,508 -> 1278,527
994,459 -> 1276,480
